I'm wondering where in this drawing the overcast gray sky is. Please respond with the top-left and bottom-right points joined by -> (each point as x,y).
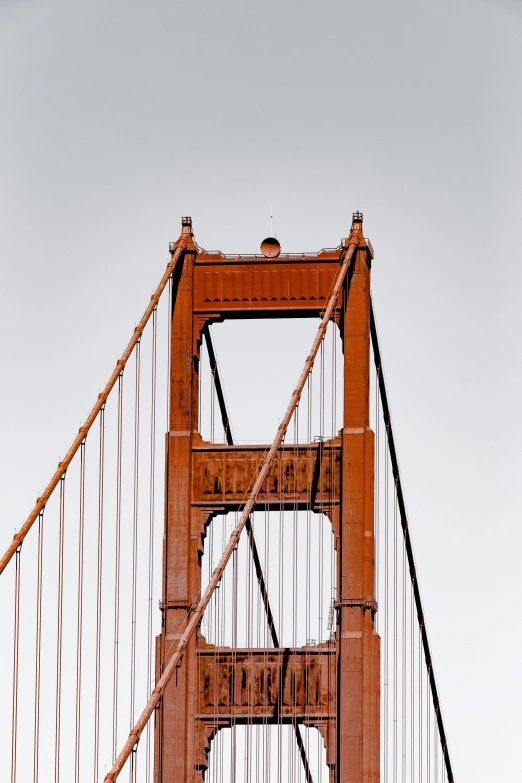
1,0 -> 522,780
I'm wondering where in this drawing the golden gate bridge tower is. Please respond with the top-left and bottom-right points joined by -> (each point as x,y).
0,213 -> 454,783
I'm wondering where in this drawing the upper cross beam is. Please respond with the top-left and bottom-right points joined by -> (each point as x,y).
193,250 -> 344,318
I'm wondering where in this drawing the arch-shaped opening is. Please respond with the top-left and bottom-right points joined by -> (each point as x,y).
201,510 -> 336,650
205,723 -> 330,782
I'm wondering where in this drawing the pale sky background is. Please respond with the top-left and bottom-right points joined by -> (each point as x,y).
1,0 -> 522,781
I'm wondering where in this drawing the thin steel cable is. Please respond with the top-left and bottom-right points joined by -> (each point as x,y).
145,308 -> 158,783
434,718 -> 439,782
278,452 -> 284,782
54,476 -> 66,783
393,490 -> 398,783
384,442 -> 389,783
306,372 -> 312,644
410,582 -> 414,782
74,442 -> 87,783
94,407 -> 106,782
245,511 -> 253,783
402,508 -> 407,783
33,510 -> 44,783
130,341 -> 141,728
232,545 -> 238,783
375,370 -> 380,635
319,342 -> 325,643
112,376 -> 124,765
10,546 -> 22,783
426,672 -> 431,783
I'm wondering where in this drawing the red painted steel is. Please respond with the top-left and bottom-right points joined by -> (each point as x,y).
338,225 -> 380,783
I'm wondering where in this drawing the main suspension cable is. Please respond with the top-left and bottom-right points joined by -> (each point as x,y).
130,341 -> 141,730
74,441 -> 87,783
93,406 -> 106,782
54,475 -> 66,783
112,376 -> 123,766
145,307 -> 158,783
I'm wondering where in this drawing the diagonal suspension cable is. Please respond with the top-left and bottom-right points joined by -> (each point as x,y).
370,300 -> 455,783
0,239 -> 187,575
104,229 -> 361,782
203,326 -> 314,783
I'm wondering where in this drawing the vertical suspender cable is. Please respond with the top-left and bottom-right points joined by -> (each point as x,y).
232,540 -> 238,783
94,407 -> 106,781
54,475 -> 66,783
33,510 -> 44,783
434,712 -> 439,781
426,674 -> 431,783
10,546 -> 22,783
393,490 -> 398,783
75,441 -> 86,783
375,372 -> 380,635
419,627 -> 423,783
146,309 -> 158,783
130,747 -> 137,783
130,341 -> 141,728
113,376 -> 124,765
384,443 -> 389,783
410,583 -> 414,780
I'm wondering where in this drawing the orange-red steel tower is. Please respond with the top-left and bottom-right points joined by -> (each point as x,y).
154,213 -> 379,782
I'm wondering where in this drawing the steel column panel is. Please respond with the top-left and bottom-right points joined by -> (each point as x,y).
338,229 -> 380,783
